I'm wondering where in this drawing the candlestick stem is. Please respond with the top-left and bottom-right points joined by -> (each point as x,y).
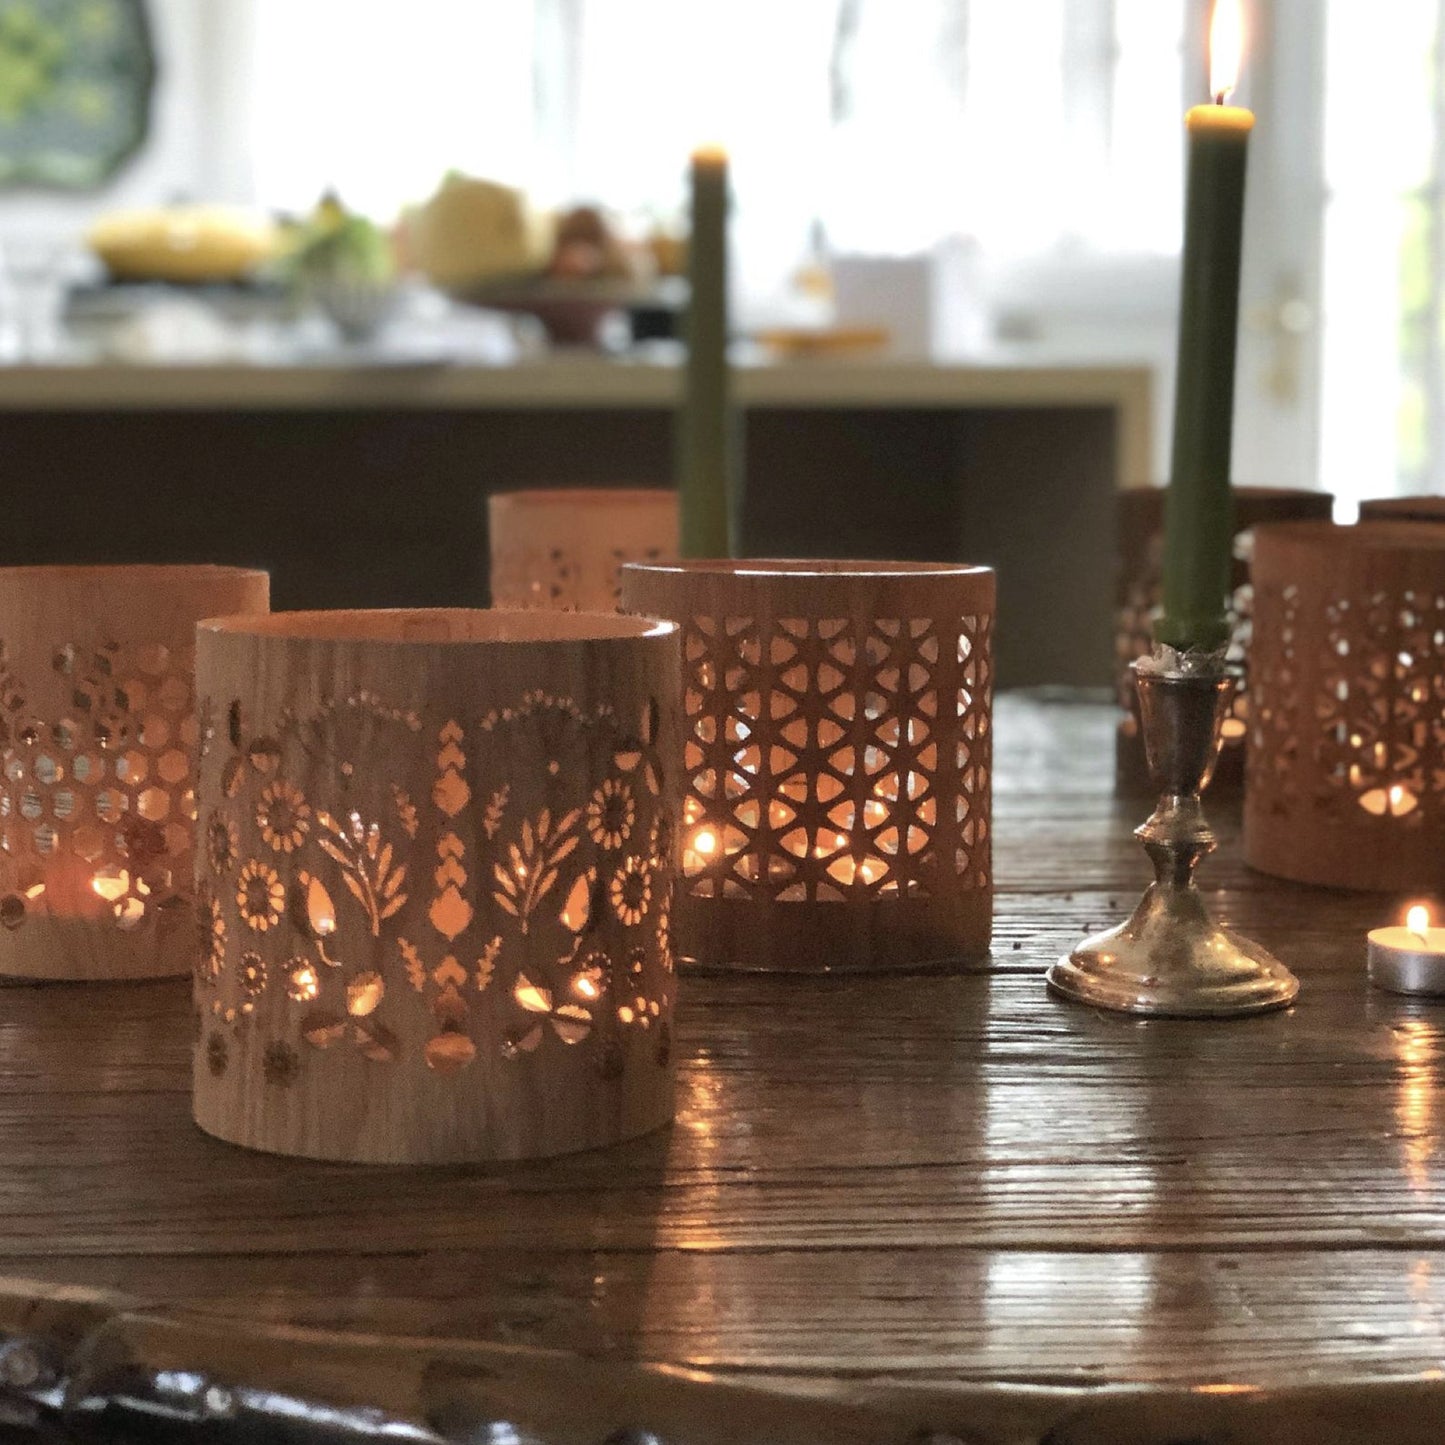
1047,659 -> 1299,1017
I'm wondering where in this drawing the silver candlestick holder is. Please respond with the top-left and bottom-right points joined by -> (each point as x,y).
1047,658 -> 1300,1018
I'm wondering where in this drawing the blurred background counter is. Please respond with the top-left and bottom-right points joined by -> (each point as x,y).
0,356 -> 1148,690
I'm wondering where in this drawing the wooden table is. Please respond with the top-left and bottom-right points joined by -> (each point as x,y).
1,694 -> 1440,1443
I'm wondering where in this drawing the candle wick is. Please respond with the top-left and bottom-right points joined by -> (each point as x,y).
1213,90 -> 1227,105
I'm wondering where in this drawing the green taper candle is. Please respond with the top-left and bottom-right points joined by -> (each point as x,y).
677,145 -> 737,558
1157,26 -> 1253,654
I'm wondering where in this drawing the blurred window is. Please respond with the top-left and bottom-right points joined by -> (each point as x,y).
242,1 -> 1185,266
1321,0 -> 1445,500
244,0 -> 538,216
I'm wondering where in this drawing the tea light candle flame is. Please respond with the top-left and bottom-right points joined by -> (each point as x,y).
1408,905 -> 1431,944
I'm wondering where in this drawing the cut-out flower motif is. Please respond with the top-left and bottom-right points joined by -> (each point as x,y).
316,810 -> 407,936
196,883 -> 225,984
609,856 -> 652,926
257,780 -> 311,854
239,951 -> 266,996
287,957 -> 321,1002
656,885 -> 674,973
505,972 -> 593,1055
585,777 -> 634,849
205,812 -> 239,875
237,858 -> 284,932
493,808 -> 580,933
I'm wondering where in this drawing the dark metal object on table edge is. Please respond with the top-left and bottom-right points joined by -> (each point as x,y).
1050,658 -> 1301,1017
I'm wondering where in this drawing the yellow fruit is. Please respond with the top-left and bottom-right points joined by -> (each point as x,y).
87,206 -> 279,284
408,175 -> 554,293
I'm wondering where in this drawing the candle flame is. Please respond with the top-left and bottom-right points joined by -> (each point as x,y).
1408,905 -> 1431,941
1210,0 -> 1244,103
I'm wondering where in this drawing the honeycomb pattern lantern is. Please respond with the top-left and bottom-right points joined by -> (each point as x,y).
0,566 -> 269,980
1246,521 -> 1445,890
622,560 -> 995,973
489,488 -> 678,612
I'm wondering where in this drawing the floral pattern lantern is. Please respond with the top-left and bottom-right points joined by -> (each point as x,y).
192,608 -> 681,1164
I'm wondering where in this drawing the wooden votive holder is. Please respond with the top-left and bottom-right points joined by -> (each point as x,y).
622,560 -> 995,972
1359,496 -> 1445,524
192,608 -> 681,1164
1115,485 -> 1333,791
1245,521 -> 1445,890
489,488 -> 679,611
0,565 -> 269,981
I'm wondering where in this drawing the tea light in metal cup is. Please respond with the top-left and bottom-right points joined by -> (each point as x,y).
1368,905 -> 1445,996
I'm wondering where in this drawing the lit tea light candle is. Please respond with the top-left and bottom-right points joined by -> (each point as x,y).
682,823 -> 719,876
1369,905 -> 1445,996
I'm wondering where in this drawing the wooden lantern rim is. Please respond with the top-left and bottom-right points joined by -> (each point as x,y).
1252,519 -> 1445,556
0,563 -> 267,586
199,607 -> 678,647
489,488 -> 677,510
623,558 -> 992,581
1122,484 -> 1333,502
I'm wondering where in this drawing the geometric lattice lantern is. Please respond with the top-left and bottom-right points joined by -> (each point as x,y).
622,560 -> 994,972
1246,521 -> 1445,890
0,565 -> 269,980
192,608 -> 681,1163
489,488 -> 678,612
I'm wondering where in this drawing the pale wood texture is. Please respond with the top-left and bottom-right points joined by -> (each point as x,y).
1247,521 -> 1445,890
191,608 -> 681,1163
0,695 -> 1437,1441
1114,486 -> 1333,792
0,565 -> 269,981
623,560 -> 994,971
489,487 -> 679,611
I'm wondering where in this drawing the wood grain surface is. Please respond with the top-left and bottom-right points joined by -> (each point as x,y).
1,694 -> 1441,1441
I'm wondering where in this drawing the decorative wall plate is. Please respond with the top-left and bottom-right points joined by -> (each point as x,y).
0,0 -> 155,189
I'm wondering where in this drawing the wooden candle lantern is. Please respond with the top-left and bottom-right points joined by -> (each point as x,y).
0,565 -> 269,981
192,608 -> 681,1164
489,488 -> 679,612
621,560 -> 995,972
1115,485 -> 1333,791
1359,496 -> 1445,524
1246,521 -> 1445,889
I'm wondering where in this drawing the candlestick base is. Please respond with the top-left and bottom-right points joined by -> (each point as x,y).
1046,660 -> 1299,1018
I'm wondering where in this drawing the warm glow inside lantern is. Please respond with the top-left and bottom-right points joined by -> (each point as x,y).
0,565 -> 269,980
622,559 -> 995,972
489,488 -> 679,612
1246,521 -> 1445,890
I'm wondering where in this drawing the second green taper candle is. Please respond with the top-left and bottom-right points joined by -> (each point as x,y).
1157,2 -> 1253,655
677,145 -> 737,559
